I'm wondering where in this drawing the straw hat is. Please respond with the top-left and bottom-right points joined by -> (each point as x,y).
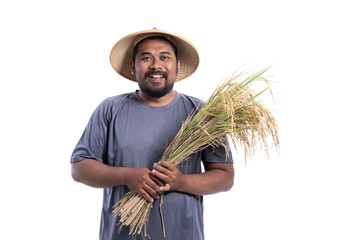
109,28 -> 200,82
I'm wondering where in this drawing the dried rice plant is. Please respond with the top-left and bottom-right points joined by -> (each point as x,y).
113,68 -> 279,237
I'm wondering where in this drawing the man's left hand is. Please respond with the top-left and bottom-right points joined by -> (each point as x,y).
152,161 -> 183,192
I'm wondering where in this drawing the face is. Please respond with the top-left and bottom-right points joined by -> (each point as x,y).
130,38 -> 179,98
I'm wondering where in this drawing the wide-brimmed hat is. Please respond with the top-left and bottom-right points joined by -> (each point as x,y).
109,28 -> 200,82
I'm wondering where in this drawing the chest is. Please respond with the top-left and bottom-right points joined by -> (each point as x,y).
108,104 -> 189,168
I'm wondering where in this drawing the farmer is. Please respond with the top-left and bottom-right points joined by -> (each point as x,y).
71,28 -> 234,240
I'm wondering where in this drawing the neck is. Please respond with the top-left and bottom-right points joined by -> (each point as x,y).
137,90 -> 176,107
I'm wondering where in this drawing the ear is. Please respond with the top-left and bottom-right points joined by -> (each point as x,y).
176,60 -> 180,75
130,60 -> 135,75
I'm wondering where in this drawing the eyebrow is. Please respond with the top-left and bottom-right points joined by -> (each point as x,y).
140,51 -> 172,56
160,51 -> 171,55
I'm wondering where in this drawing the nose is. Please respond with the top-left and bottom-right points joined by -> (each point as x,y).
150,57 -> 162,70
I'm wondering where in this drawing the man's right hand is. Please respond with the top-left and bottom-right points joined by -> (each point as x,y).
124,168 -> 162,202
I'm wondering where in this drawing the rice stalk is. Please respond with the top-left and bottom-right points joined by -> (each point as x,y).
112,67 -> 279,237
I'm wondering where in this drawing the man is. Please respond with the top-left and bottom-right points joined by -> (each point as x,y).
71,28 -> 234,240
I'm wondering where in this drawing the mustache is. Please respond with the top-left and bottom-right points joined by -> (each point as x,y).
144,70 -> 168,79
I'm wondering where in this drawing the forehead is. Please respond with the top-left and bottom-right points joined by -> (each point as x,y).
135,38 -> 176,55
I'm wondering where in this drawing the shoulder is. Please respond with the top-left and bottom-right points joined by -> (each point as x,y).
92,92 -> 135,120
97,92 -> 136,110
177,92 -> 204,109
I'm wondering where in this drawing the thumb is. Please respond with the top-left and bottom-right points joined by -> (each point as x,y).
160,183 -> 171,192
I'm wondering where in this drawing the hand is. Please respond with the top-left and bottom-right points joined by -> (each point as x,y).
152,161 -> 184,192
125,168 -> 162,202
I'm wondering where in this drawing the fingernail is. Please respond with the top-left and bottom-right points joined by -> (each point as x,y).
152,169 -> 156,174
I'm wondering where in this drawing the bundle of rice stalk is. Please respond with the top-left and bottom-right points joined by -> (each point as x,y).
113,67 -> 279,237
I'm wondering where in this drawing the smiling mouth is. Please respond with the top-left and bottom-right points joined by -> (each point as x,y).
146,71 -> 167,82
148,75 -> 163,83
150,74 -> 163,79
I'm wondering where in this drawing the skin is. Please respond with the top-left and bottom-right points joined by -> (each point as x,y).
71,38 -> 234,202
130,38 -> 179,106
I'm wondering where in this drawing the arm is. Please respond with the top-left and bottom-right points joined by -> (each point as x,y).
71,159 -> 162,202
152,161 -> 234,195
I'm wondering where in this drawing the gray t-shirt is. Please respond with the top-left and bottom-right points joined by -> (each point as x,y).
71,91 -> 233,240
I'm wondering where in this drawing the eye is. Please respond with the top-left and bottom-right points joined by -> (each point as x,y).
160,56 -> 170,60
141,56 -> 152,61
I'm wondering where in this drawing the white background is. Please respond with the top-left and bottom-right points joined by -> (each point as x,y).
1,0 -> 359,239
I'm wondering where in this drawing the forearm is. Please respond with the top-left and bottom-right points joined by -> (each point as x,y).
71,159 -> 130,188
71,159 -> 163,202
176,164 -> 234,195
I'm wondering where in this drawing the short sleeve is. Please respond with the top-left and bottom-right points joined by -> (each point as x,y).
201,141 -> 234,164
70,100 -> 112,164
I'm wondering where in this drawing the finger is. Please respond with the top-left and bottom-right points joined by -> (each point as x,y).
150,174 -> 165,187
137,188 -> 154,203
153,163 -> 172,176
144,181 -> 161,199
152,168 -> 170,183
160,183 -> 171,192
158,161 -> 176,170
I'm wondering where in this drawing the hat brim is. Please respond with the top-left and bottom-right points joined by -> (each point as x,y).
109,29 -> 200,82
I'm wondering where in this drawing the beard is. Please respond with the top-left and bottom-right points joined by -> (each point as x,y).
138,71 -> 175,98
